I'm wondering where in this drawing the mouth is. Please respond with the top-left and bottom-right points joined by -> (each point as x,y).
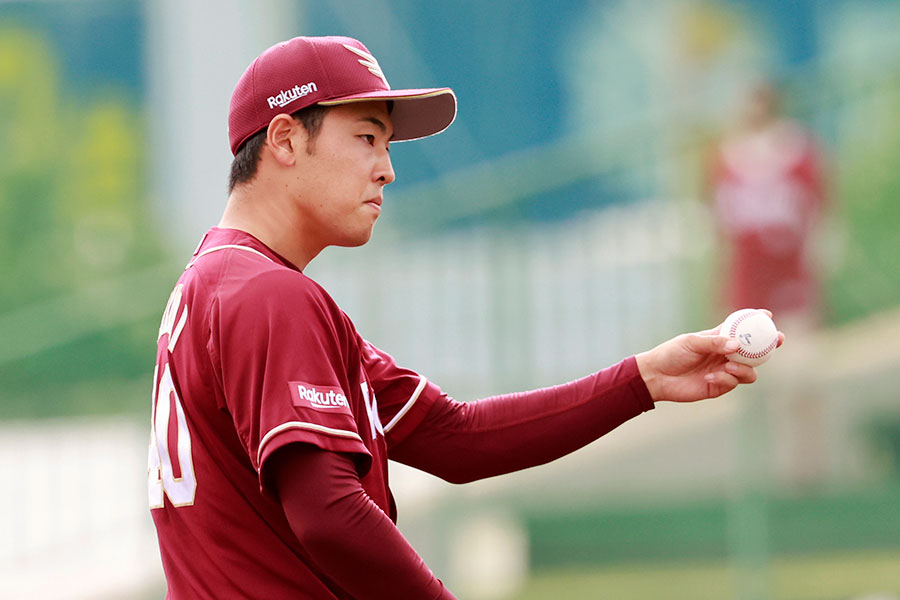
364,197 -> 383,211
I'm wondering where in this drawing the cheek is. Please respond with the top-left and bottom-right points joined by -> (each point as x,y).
299,151 -> 372,215
335,159 -> 373,195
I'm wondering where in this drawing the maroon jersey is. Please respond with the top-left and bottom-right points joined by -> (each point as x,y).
148,227 -> 441,599
711,120 -> 826,315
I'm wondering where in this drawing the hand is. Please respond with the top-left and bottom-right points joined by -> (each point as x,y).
634,319 -> 785,403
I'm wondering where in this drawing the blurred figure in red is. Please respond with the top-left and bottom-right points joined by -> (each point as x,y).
709,78 -> 827,331
708,78 -> 830,489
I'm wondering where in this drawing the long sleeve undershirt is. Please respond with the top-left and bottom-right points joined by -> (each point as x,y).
391,356 -> 654,482
273,356 -> 653,599
273,445 -> 456,600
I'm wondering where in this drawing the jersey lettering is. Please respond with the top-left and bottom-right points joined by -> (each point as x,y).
148,362 -> 197,508
361,382 -> 384,440
158,284 -> 188,354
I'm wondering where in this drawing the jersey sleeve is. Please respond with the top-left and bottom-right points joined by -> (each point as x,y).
359,340 -> 442,449
209,268 -> 371,491
390,356 -> 654,483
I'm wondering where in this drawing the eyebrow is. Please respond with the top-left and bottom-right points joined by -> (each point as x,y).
359,116 -> 394,140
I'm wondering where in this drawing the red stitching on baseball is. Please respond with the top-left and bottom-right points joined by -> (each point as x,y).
729,310 -> 776,360
729,311 -> 752,337
736,339 -> 777,359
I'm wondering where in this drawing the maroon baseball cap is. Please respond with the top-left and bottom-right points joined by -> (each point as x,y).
228,35 -> 457,155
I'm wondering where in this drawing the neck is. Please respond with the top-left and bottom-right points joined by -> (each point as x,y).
219,184 -> 322,271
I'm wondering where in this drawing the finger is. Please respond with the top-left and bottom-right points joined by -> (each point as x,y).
696,326 -> 721,337
685,332 -> 740,356
724,360 -> 758,384
703,370 -> 740,397
776,331 -> 786,348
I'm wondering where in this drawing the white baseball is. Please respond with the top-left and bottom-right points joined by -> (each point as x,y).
718,308 -> 779,367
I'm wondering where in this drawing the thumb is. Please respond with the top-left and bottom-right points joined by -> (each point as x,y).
683,333 -> 740,356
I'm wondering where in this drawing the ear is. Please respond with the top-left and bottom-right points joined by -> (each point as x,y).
265,114 -> 305,166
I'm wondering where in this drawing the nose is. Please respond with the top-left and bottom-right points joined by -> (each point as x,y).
376,150 -> 395,186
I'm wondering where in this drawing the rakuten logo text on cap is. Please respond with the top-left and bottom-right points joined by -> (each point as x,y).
267,82 -> 318,109
296,383 -> 349,411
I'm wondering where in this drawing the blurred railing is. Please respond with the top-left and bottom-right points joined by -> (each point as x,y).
0,418 -> 161,599
308,198 -> 710,399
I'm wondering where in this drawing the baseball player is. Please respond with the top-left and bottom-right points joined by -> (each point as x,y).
709,79 -> 827,328
149,36 -> 779,599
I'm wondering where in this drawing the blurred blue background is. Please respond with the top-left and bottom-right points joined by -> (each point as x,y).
1,1 -> 899,598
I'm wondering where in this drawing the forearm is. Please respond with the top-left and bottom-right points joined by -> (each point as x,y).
390,357 -> 654,483
273,445 -> 455,600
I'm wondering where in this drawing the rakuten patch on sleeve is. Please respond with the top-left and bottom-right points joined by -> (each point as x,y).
212,266 -> 371,480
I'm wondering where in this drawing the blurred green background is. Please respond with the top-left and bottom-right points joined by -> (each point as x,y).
1,1 -> 898,598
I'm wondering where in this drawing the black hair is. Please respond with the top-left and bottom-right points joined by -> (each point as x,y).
228,104 -> 330,193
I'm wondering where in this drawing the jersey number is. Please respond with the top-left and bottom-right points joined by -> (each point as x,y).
148,363 -> 197,508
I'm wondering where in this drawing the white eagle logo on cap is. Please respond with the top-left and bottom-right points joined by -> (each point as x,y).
343,44 -> 390,88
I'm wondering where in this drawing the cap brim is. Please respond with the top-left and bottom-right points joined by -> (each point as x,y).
319,88 -> 456,141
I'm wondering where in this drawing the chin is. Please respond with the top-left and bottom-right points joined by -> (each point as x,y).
337,229 -> 375,248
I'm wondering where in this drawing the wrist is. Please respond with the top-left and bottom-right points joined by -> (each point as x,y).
634,351 -> 659,403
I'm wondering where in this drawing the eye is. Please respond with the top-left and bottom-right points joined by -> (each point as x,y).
360,134 -> 376,145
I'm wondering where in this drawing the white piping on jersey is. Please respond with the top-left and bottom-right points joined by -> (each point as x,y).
383,375 -> 428,433
185,244 -> 275,270
258,421 -> 363,466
